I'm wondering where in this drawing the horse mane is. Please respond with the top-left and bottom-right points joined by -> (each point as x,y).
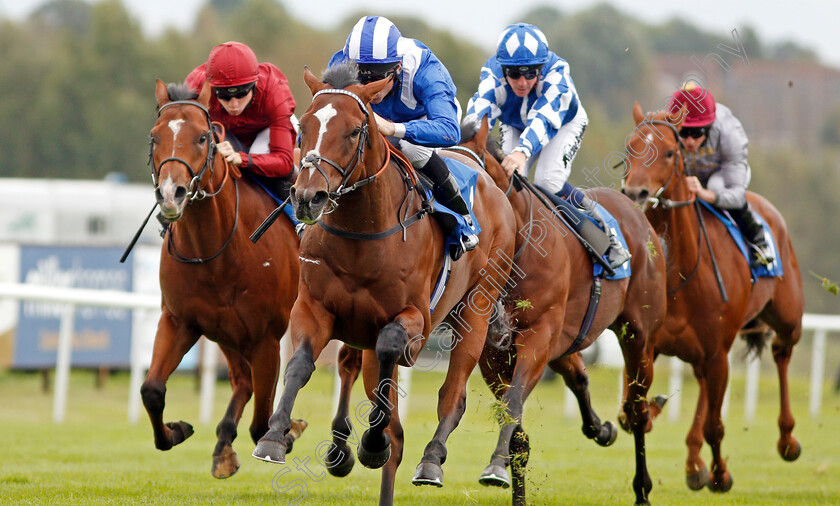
166,82 -> 198,101
322,60 -> 360,89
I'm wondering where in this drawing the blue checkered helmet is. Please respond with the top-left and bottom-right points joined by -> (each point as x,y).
495,23 -> 549,66
343,16 -> 403,64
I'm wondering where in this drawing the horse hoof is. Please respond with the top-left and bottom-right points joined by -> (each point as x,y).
708,471 -> 733,493
252,437 -> 287,464
686,465 -> 709,490
595,421 -> 618,447
357,439 -> 391,469
165,421 -> 194,446
327,445 -> 355,478
779,439 -> 802,462
412,462 -> 444,487
478,464 -> 510,488
212,446 -> 240,479
617,411 -> 631,433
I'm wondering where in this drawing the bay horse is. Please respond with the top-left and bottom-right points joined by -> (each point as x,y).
452,119 -> 667,505
250,62 -> 516,506
141,79 -> 306,479
621,103 -> 804,492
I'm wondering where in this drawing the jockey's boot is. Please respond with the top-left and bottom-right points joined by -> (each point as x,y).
729,202 -> 774,267
576,194 -> 632,269
423,152 -> 478,256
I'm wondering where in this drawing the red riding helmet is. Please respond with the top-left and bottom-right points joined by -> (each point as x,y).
668,83 -> 716,127
206,41 -> 259,88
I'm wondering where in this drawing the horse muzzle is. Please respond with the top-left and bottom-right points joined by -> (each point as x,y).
621,185 -> 651,209
289,186 -> 330,225
155,181 -> 188,221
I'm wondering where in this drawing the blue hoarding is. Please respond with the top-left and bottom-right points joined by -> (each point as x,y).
13,246 -> 132,368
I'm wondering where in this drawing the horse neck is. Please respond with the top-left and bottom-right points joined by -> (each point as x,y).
648,177 -> 701,280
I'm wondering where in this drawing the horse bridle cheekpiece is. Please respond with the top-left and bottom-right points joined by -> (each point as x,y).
302,88 -> 379,199
150,100 -> 218,201
636,119 -> 694,210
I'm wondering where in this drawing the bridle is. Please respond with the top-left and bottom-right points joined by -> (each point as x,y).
300,88 -> 391,200
631,119 -> 694,210
299,87 -> 428,241
150,100 -> 221,201
151,99 -> 239,263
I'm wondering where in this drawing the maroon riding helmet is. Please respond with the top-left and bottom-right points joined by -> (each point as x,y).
206,41 -> 259,88
668,83 -> 716,127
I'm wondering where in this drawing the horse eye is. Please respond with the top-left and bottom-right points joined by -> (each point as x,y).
666,150 -> 675,158
199,133 -> 208,143
350,127 -> 361,138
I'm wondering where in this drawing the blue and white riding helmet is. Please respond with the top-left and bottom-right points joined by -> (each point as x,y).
495,23 -> 550,67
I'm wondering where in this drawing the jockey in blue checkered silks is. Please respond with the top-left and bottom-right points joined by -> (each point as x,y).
462,23 -> 630,268
329,15 -> 478,256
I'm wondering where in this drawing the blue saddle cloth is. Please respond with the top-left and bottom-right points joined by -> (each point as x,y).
245,172 -> 300,226
424,158 -> 482,253
590,205 -> 631,280
698,200 -> 783,279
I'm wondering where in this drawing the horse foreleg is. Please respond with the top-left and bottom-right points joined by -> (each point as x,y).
553,352 -> 618,447
252,343 -> 317,464
703,354 -> 733,493
358,308 -> 421,471
413,305 -> 492,488
359,351 -> 405,506
685,368 -> 709,490
618,323 -> 654,505
326,345 -> 363,477
772,340 -> 801,461
210,347 -> 253,479
141,313 -> 200,451
476,339 -> 515,487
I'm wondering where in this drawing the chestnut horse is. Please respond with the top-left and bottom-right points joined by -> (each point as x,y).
452,119 -> 666,505
141,80 -> 305,479
251,63 -> 516,506
622,103 -> 804,492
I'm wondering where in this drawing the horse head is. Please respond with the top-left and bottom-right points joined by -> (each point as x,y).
291,64 -> 393,224
151,79 -> 222,221
622,102 -> 689,211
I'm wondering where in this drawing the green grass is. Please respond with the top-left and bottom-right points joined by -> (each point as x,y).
1,360 -> 838,505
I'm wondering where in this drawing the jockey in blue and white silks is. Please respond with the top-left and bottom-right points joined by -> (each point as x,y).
463,23 -> 630,269
328,15 -> 477,256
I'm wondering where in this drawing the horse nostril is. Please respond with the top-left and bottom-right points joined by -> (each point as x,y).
174,186 -> 187,203
310,191 -> 329,208
639,189 -> 649,201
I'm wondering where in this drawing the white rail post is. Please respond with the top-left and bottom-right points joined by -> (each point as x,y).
744,349 -> 760,423
809,329 -> 827,418
667,356 -> 683,422
721,351 -> 732,420
53,304 -> 76,423
199,337 -> 219,425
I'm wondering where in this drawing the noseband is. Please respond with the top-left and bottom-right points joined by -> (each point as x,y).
150,100 -> 219,201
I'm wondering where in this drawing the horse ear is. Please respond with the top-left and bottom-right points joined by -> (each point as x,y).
473,116 -> 490,153
197,79 -> 212,108
632,101 -> 645,126
155,79 -> 170,108
304,66 -> 327,96
358,75 -> 393,104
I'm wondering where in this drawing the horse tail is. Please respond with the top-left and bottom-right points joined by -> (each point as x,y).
739,318 -> 771,358
487,298 -> 514,351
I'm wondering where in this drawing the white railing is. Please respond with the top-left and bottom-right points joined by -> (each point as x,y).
0,281 -> 834,425
660,313 -> 840,422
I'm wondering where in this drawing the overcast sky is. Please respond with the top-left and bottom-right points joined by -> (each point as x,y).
2,0 -> 838,68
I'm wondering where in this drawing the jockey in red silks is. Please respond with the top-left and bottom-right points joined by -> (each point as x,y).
186,41 -> 297,182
